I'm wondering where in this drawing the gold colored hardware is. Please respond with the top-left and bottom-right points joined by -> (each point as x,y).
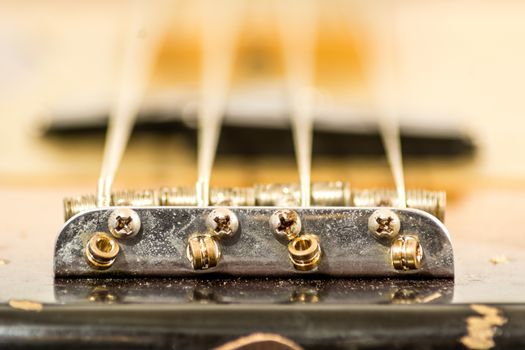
186,235 -> 221,270
391,235 -> 424,271
85,233 -> 120,269
287,234 -> 321,271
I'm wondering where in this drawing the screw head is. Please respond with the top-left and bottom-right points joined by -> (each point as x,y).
108,208 -> 141,239
206,208 -> 239,239
269,209 -> 302,241
368,209 -> 401,240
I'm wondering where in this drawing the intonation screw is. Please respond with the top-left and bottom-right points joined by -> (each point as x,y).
287,234 -> 322,271
206,208 -> 239,239
391,235 -> 424,270
186,234 -> 221,270
368,209 -> 401,240
108,208 -> 141,239
269,209 -> 302,241
85,233 -> 120,269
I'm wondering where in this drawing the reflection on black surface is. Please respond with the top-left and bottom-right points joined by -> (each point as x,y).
54,278 -> 454,305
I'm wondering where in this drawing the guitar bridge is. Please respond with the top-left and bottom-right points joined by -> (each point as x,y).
52,0 -> 455,280
54,182 -> 453,278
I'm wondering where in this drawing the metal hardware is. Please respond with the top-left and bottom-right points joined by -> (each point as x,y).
159,186 -> 196,206
206,208 -> 239,239
352,189 -> 446,221
391,235 -> 424,271
111,189 -> 158,207
287,234 -> 321,271
255,181 -> 350,207
368,209 -> 401,240
55,207 -> 452,277
63,195 -> 97,221
210,187 -> 255,206
108,208 -> 141,239
255,183 -> 301,206
186,234 -> 221,270
85,233 -> 120,269
63,184 -> 446,222
269,209 -> 302,241
310,181 -> 350,206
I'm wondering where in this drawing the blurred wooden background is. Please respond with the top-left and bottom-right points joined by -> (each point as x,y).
0,0 -> 524,194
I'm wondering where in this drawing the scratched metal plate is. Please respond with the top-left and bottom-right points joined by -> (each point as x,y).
54,207 -> 454,277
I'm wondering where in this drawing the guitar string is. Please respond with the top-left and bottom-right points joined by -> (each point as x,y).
353,1 -> 406,208
376,3 -> 406,208
196,0 -> 242,207
98,1 -> 405,209
97,0 -> 167,206
277,0 -> 318,207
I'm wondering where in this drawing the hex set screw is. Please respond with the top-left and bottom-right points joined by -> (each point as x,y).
186,208 -> 240,271
85,232 -> 120,269
287,234 -> 322,271
186,234 -> 221,270
269,209 -> 322,272
390,235 -> 424,271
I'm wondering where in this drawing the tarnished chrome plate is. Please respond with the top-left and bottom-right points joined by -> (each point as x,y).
54,207 -> 454,278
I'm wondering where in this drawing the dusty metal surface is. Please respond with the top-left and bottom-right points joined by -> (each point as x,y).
54,206 -> 453,278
